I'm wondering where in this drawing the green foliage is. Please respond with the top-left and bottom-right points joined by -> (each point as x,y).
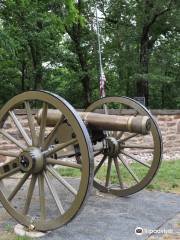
0,0 -> 179,108
0,0 -> 78,96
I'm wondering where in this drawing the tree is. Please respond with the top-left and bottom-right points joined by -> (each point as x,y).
97,0 -> 180,106
0,0 -> 179,109
64,0 -> 98,107
0,0 -> 78,90
136,0 -> 179,106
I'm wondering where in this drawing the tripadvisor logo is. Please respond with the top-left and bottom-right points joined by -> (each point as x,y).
135,227 -> 144,236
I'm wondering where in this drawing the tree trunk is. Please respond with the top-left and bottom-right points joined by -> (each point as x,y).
68,35 -> 91,106
75,42 -> 91,107
21,60 -> 26,91
161,83 -> 165,108
136,0 -> 172,107
81,75 -> 91,107
33,66 -> 43,90
137,32 -> 150,106
65,0 -> 91,107
29,41 -> 43,90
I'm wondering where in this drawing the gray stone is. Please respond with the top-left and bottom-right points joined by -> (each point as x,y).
1,188 -> 180,240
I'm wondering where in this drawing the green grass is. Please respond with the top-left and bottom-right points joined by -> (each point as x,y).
0,224 -> 36,240
15,236 -> 34,240
96,161 -> 149,186
147,160 -> 180,193
58,167 -> 81,177
2,223 -> 39,240
57,159 -> 180,193
4,223 -> 13,232
0,234 -> 38,240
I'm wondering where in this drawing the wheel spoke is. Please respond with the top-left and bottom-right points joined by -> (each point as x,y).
0,158 -> 20,180
116,131 -> 124,140
109,131 -> 114,137
47,166 -> 77,195
0,180 -> 8,196
113,158 -> 124,189
23,174 -> 37,215
94,150 -> 103,157
0,150 -> 18,157
57,152 -> 77,159
25,101 -> 38,146
38,103 -> 48,146
9,111 -> 32,146
44,171 -> 65,215
118,155 -> 139,183
44,138 -> 78,157
0,167 -> 20,180
38,174 -> 46,221
123,144 -> 154,149
47,158 -> 82,169
103,104 -> 109,115
112,131 -> 117,138
8,172 -> 30,201
118,133 -> 138,142
121,151 -> 151,168
0,129 -> 26,150
105,157 -> 112,188
94,154 -> 107,176
0,165 -> 20,180
43,115 -> 64,150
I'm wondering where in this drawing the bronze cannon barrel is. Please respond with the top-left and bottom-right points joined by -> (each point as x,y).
36,109 -> 151,135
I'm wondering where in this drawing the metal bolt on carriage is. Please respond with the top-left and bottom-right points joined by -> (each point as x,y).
0,91 -> 162,232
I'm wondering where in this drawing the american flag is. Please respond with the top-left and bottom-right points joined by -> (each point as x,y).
100,71 -> 106,98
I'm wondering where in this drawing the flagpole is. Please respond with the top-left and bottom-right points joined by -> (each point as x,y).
95,5 -> 106,99
96,5 -> 103,76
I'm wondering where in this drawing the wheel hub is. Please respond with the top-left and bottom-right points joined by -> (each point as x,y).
105,137 -> 121,157
19,147 -> 45,173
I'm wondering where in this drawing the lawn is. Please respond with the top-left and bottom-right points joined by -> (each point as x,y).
57,159 -> 180,194
147,160 -> 180,193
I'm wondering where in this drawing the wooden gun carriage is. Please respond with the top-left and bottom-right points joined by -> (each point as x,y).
0,91 -> 162,232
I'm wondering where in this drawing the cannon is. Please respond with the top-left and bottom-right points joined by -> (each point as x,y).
0,91 -> 162,232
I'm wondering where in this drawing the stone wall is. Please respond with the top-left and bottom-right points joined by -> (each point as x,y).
0,110 -> 180,164
152,110 -> 180,160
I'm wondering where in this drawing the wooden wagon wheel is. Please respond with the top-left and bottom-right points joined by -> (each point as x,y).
0,91 -> 93,231
86,96 -> 162,197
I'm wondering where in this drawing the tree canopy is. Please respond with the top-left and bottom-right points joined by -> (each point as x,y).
0,0 -> 179,108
